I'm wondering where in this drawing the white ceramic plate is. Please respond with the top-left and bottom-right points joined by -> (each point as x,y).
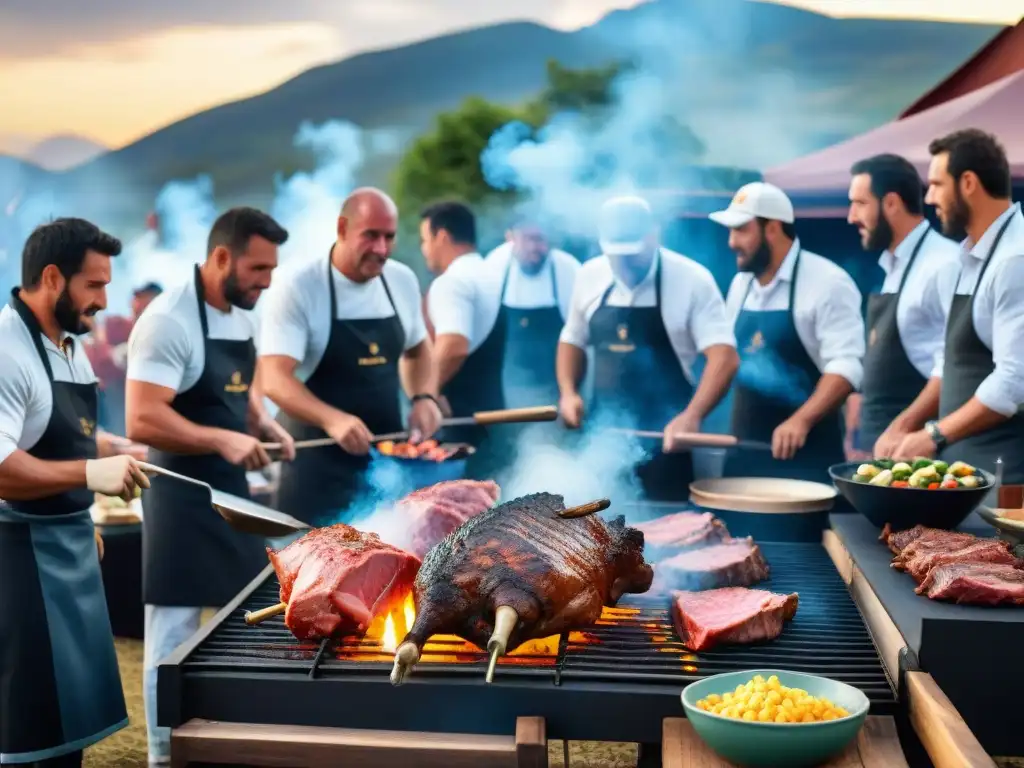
689,477 -> 838,514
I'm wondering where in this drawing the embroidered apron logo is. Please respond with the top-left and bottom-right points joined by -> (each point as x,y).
608,323 -> 635,353
224,371 -> 249,393
358,341 -> 387,366
745,330 -> 766,354
79,417 -> 94,436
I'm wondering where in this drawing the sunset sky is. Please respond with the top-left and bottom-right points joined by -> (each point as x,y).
0,0 -> 1020,156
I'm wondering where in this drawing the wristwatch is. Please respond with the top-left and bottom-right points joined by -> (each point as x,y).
924,420 -> 948,451
411,393 -> 440,407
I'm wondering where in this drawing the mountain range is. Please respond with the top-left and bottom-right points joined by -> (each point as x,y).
0,0 -> 1002,234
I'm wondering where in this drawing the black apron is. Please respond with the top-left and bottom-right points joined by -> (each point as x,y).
939,214 -> 1024,484
500,256 -> 563,409
723,249 -> 844,482
438,262 -> 509,482
858,228 -> 931,450
588,253 -> 695,501
0,291 -> 127,764
276,251 -> 405,525
142,267 -> 266,607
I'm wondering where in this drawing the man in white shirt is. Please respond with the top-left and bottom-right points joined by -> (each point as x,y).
125,207 -> 293,766
0,218 -> 149,767
260,188 -> 443,523
845,154 -> 960,459
711,182 -> 865,481
894,129 -> 1024,484
421,201 -> 518,479
483,215 -> 580,409
557,196 -> 739,500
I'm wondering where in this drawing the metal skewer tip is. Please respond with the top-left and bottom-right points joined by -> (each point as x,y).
485,646 -> 501,683
483,605 -> 518,684
390,642 -> 420,686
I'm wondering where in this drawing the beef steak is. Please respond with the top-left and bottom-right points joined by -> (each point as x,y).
634,511 -> 730,557
672,588 -> 799,652
654,537 -> 769,592
903,539 -> 1017,582
892,529 -> 977,570
267,524 -> 421,641
395,479 -> 500,558
916,562 -> 1024,605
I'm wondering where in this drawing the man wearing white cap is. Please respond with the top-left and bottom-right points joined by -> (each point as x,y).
557,196 -> 739,500
710,182 -> 865,481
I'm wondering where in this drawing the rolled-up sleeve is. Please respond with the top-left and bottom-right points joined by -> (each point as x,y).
558,276 -> 593,349
0,352 -> 28,465
975,256 -> 1024,416
688,271 -> 737,351
427,270 -> 475,340
815,274 -> 865,390
258,276 -> 309,361
126,314 -> 190,391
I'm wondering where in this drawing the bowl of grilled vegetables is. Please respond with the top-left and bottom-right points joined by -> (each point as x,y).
829,459 -> 993,530
681,671 -> 869,767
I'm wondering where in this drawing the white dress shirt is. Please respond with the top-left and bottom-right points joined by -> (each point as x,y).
126,275 -> 258,392
257,256 -> 426,384
429,247 -> 580,354
940,202 -> 1024,417
877,220 -> 961,379
0,302 -> 98,465
559,248 -> 736,385
725,239 -> 866,390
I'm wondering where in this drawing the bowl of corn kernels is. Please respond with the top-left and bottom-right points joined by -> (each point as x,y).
680,670 -> 869,767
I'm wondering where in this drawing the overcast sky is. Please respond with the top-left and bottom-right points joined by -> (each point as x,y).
0,0 -> 1019,154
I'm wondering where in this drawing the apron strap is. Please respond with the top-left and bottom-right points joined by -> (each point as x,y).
895,227 -> 930,294
737,245 -> 803,314
9,288 -> 56,382
954,213 -> 1015,293
191,265 -> 211,339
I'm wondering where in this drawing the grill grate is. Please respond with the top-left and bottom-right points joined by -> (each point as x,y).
180,542 -> 895,707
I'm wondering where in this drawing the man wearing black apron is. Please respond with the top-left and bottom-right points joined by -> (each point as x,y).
260,189 -> 442,525
422,201 -> 514,481
0,218 -> 150,767
557,196 -> 739,502
124,207 -> 292,766
845,154 -> 961,459
486,218 -> 579,410
891,130 -> 1024,487
711,183 -> 865,482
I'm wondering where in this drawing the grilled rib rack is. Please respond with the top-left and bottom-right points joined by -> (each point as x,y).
158,542 -> 896,745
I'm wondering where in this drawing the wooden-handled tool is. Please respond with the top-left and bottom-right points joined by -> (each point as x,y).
610,428 -> 772,452
245,603 -> 287,625
138,462 -> 311,537
264,407 -> 559,450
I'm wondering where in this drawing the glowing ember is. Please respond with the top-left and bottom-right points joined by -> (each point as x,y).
381,614 -> 397,654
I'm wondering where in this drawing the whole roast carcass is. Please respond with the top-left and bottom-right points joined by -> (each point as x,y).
390,492 -> 654,684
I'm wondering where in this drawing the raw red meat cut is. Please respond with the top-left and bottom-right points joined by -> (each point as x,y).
395,479 -> 500,558
267,524 -> 421,641
903,539 -> 1017,582
634,511 -> 729,556
916,562 -> 1024,605
653,537 -> 769,592
672,588 -> 799,652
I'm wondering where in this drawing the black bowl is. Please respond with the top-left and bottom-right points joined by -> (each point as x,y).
828,461 -> 994,531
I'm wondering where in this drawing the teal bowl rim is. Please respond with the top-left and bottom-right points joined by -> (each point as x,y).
681,669 -> 870,730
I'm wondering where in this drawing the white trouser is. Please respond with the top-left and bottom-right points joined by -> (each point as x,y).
143,605 -> 203,765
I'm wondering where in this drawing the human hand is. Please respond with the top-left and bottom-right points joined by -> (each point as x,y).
217,431 -> 272,470
772,415 -> 812,460
324,412 -> 373,456
872,426 -> 909,461
892,430 -> 936,462
408,398 -> 443,443
662,409 -> 702,453
260,418 -> 296,461
559,392 -> 584,429
85,455 -> 151,502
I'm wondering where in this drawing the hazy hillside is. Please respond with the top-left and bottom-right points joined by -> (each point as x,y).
27,134 -> 108,171
2,0 -> 1002,232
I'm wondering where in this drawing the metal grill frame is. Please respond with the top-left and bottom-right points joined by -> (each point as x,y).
159,541 -> 896,745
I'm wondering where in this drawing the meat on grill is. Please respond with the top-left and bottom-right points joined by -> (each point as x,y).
916,562 -> 1024,605
672,588 -> 799,652
267,524 -> 421,641
393,492 -> 653,674
634,511 -> 730,558
394,479 -> 500,558
653,537 -> 769,592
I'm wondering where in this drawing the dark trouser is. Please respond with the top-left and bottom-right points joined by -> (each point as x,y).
28,751 -> 83,768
